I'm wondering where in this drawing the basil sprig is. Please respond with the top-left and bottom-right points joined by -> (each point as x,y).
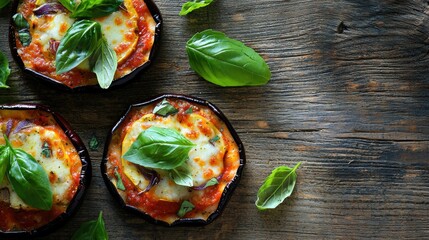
71,0 -> 123,18
123,126 -> 195,170
179,0 -> 214,16
186,29 -> 271,87
71,211 -> 108,240
0,50 -> 10,88
255,162 -> 301,210
0,135 -> 53,210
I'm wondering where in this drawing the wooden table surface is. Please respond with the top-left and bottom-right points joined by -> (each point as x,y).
1,0 -> 429,239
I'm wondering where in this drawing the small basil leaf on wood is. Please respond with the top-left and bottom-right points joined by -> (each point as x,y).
177,200 -> 194,217
71,0 -> 123,18
169,164 -> 193,187
0,51 -> 10,88
89,135 -> 99,151
71,211 -> 108,240
255,162 -> 301,210
89,38 -> 117,89
58,0 -> 76,12
186,29 -> 271,87
114,168 -> 125,191
12,13 -> 29,29
56,20 -> 102,74
0,0 -> 10,9
179,0 -> 214,16
18,29 -> 32,47
0,146 -> 10,184
153,99 -> 178,117
4,136 -> 53,210
123,126 -> 195,170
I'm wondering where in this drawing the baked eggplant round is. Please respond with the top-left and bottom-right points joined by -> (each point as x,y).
102,94 -> 245,226
9,0 -> 162,90
0,104 -> 91,238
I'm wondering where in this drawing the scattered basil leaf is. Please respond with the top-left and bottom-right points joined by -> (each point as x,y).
0,0 -> 10,9
179,0 -> 214,16
89,38 -> 117,89
89,135 -> 99,151
123,126 -> 195,170
114,168 -> 125,191
3,135 -> 53,210
0,146 -> 10,184
41,142 -> 51,158
12,13 -> 29,29
72,0 -> 123,18
71,211 -> 108,240
209,135 -> 220,144
203,177 -> 218,188
169,164 -> 193,187
56,20 -> 102,74
0,51 -> 10,88
57,0 -> 76,12
18,29 -> 32,47
153,99 -> 178,117
177,200 -> 194,217
184,107 -> 193,114
255,162 -> 301,210
186,29 -> 271,87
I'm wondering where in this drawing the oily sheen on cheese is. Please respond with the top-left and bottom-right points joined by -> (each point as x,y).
15,0 -> 155,88
105,98 -> 242,225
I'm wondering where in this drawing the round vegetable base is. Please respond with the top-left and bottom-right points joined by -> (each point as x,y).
8,0 -> 162,91
0,104 -> 91,238
101,94 -> 245,226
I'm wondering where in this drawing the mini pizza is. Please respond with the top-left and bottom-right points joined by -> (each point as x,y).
0,104 -> 90,238
10,0 -> 162,89
102,94 -> 245,225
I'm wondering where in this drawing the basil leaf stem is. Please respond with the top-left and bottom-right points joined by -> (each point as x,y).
255,162 -> 301,210
72,211 -> 108,240
123,126 -> 195,170
186,29 -> 271,87
179,0 -> 214,16
153,99 -> 178,117
0,51 -> 10,88
177,200 -> 194,217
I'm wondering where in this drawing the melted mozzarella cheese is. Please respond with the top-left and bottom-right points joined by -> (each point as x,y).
121,113 -> 225,202
0,126 -> 73,210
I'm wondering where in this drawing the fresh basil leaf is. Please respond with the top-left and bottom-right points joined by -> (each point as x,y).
18,29 -> 32,47
12,13 -> 29,29
186,29 -> 271,87
203,177 -> 218,188
0,0 -> 10,9
7,147 -> 53,210
114,168 -> 125,191
71,211 -> 108,240
71,0 -> 123,18
89,38 -> 117,89
57,0 -> 76,12
184,107 -> 193,114
169,164 -> 193,187
153,99 -> 178,117
209,135 -> 220,144
89,135 -> 99,151
177,200 -> 194,217
41,142 -> 51,158
179,0 -> 214,16
0,146 -> 10,184
56,20 -> 102,74
255,162 -> 301,210
0,51 -> 10,88
123,126 -> 195,170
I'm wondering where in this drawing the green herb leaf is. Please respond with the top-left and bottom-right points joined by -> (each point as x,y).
209,135 -> 220,144
179,0 -> 214,16
186,29 -> 271,87
153,99 -> 178,117
55,20 -> 102,74
58,0 -> 76,12
114,168 -> 125,191
123,126 -> 195,170
18,29 -> 32,47
71,0 -> 123,18
12,13 -> 29,29
169,164 -> 193,187
184,107 -> 193,114
41,142 -> 51,158
0,51 -> 10,88
255,162 -> 301,210
0,146 -> 10,184
71,211 -> 108,240
89,135 -> 99,151
203,177 -> 218,188
0,0 -> 10,9
177,200 -> 194,217
89,38 -> 117,89
4,136 -> 53,210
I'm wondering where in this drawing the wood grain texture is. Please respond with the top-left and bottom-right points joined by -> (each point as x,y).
1,0 -> 429,239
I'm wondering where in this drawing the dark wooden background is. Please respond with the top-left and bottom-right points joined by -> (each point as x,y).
1,0 -> 429,239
